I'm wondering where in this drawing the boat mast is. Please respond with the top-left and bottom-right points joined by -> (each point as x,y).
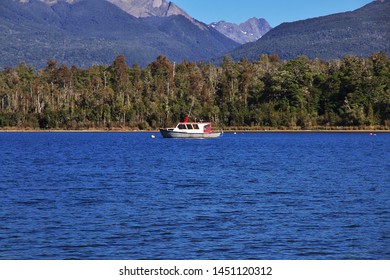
186,99 -> 195,123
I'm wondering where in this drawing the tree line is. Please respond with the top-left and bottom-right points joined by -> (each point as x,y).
0,52 -> 389,130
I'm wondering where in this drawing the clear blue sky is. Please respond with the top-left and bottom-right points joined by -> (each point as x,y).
172,0 -> 374,27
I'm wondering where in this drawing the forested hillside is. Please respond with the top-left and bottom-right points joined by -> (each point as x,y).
0,0 -> 238,69
0,53 -> 389,130
228,0 -> 390,61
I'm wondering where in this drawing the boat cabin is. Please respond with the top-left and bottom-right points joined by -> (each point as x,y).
175,122 -> 213,133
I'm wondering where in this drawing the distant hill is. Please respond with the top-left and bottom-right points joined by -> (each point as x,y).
210,18 -> 272,44
227,0 -> 390,61
0,0 -> 239,68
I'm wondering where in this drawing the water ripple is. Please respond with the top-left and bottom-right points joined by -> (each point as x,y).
0,132 -> 389,259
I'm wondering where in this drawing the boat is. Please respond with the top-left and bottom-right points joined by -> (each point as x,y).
160,117 -> 222,139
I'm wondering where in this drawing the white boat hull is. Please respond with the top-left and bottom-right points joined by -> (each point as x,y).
160,129 -> 222,139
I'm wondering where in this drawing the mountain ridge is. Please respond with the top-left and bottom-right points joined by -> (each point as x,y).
4,0 -> 388,69
226,0 -> 390,61
1,0 -> 239,68
107,0 -> 189,18
210,18 -> 272,44
29,0 -> 206,28
20,0 -> 271,44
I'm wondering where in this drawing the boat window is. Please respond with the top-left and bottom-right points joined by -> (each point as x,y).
193,124 -> 199,129
178,124 -> 186,129
186,124 -> 193,129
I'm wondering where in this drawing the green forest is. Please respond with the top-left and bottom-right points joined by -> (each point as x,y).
0,52 -> 389,131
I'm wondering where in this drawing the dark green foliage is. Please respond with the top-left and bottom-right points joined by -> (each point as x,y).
1,53 -> 389,130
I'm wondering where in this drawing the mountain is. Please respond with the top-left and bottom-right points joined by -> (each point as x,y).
106,0 -> 206,29
38,0 -> 202,27
0,0 -> 239,68
210,18 -> 272,44
107,0 -> 189,18
227,0 -> 390,61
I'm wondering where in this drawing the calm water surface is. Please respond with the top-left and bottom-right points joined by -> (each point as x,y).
0,132 -> 389,259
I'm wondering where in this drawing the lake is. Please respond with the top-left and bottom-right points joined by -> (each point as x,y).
0,132 -> 389,260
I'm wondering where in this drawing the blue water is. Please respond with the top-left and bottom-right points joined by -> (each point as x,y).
0,132 -> 389,260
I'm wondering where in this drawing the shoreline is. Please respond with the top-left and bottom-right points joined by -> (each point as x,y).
1,127 -> 389,133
